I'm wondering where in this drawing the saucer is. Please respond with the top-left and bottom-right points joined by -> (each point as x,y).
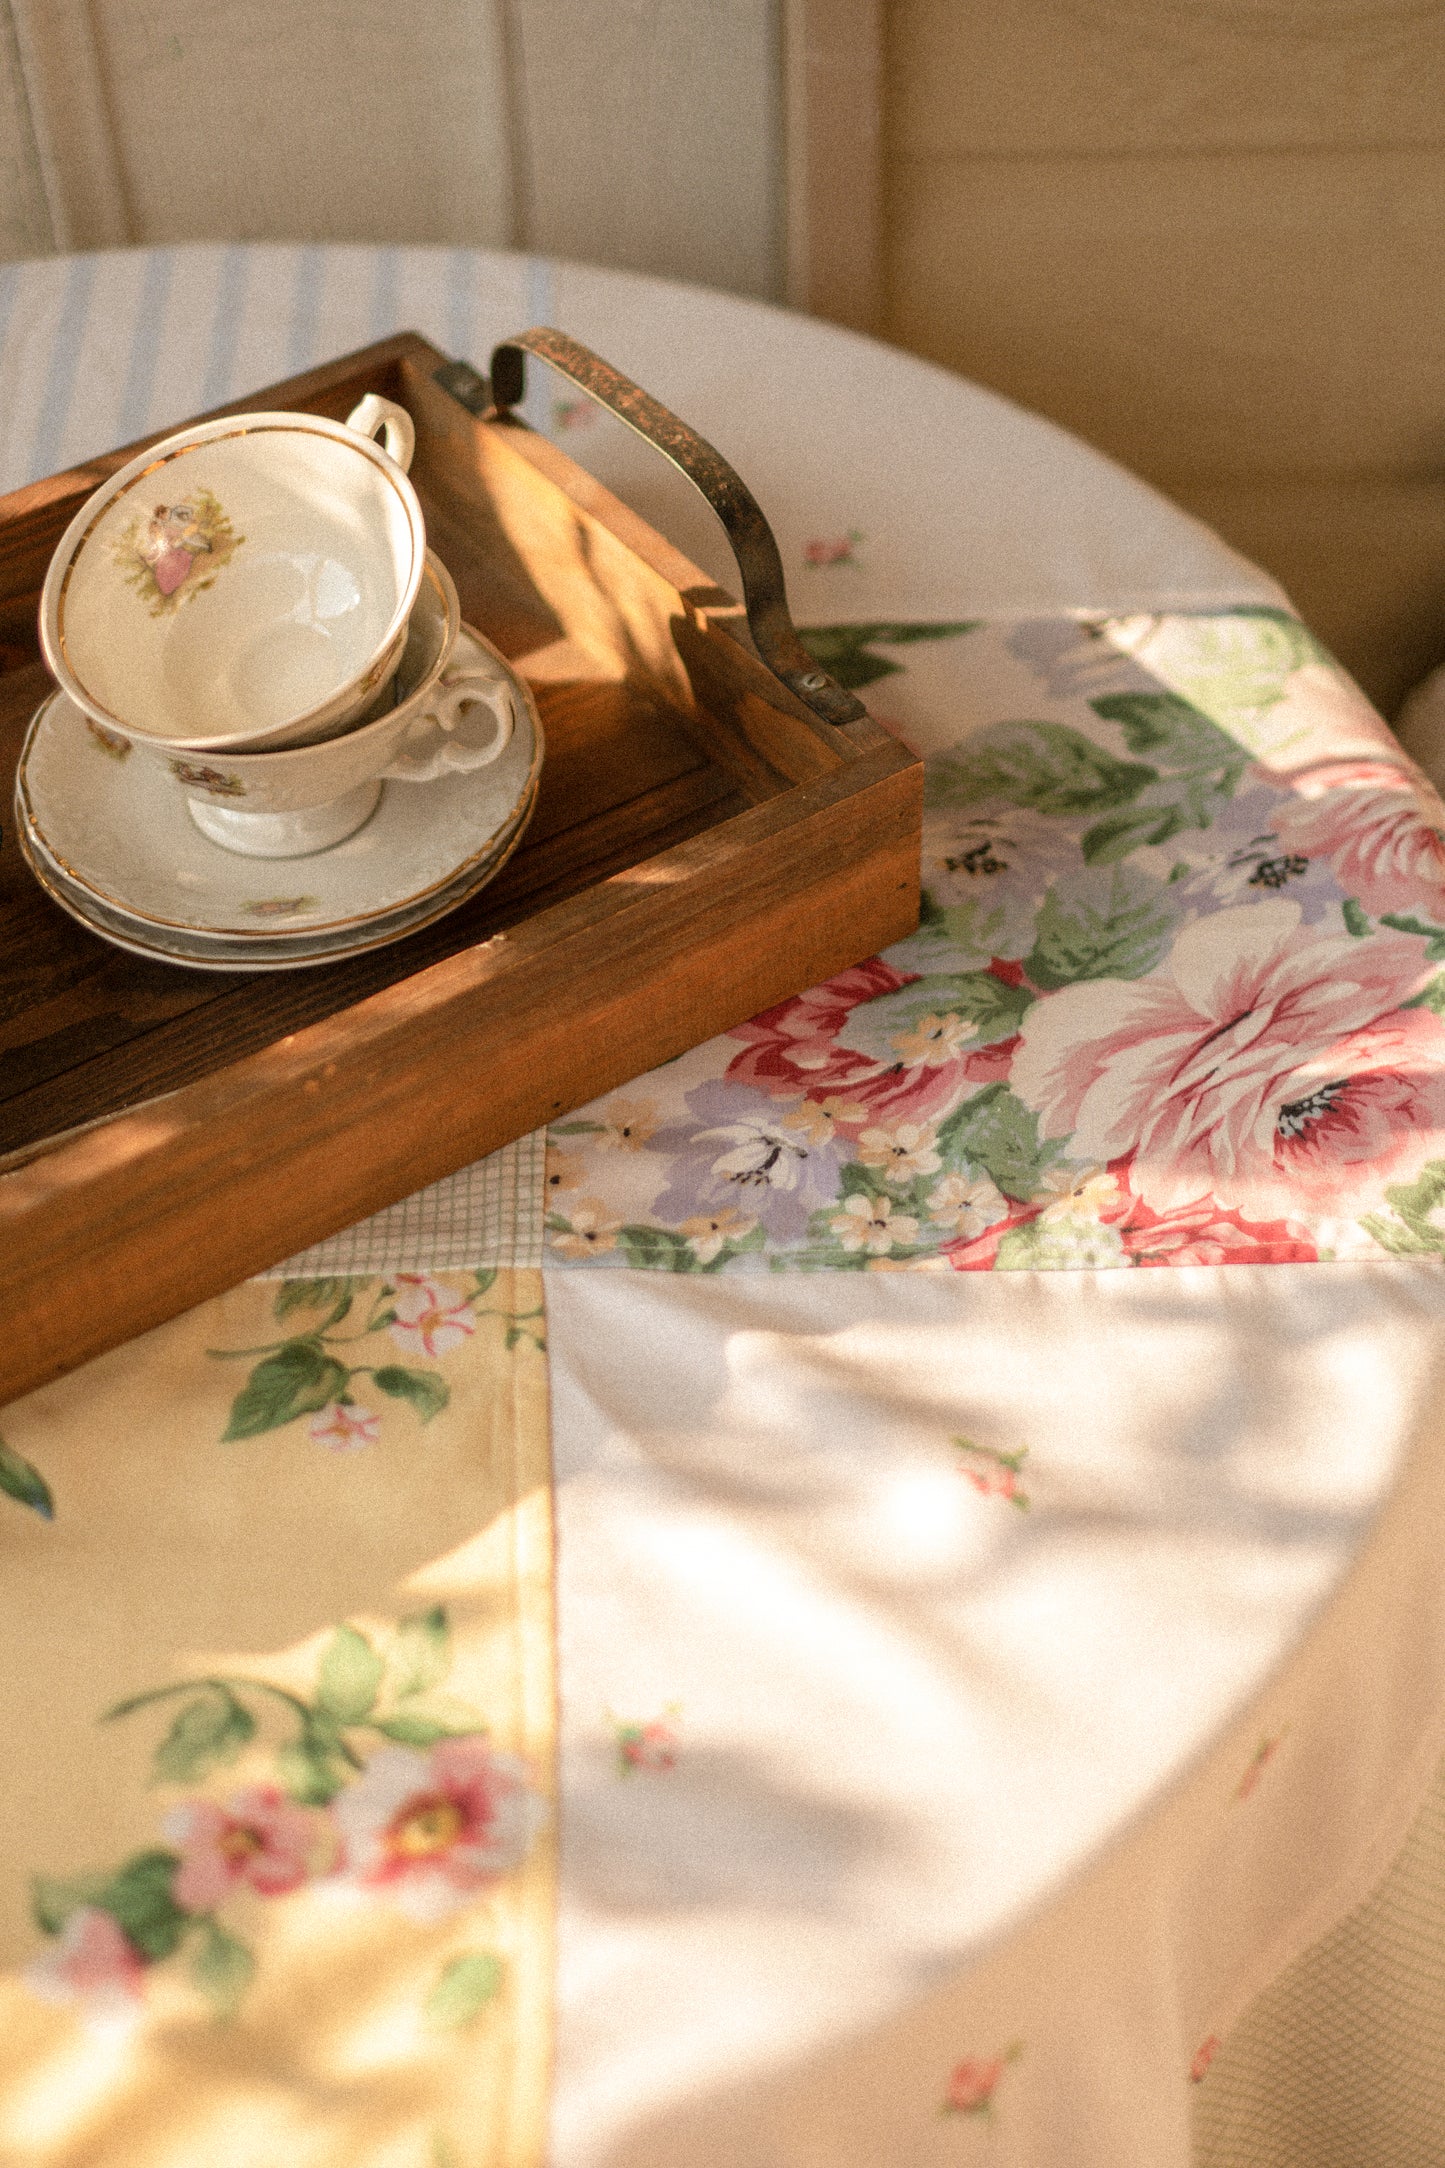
19,772 -> 540,971
17,625 -> 545,970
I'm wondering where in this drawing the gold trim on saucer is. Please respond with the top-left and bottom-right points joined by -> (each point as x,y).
17,628 -> 545,940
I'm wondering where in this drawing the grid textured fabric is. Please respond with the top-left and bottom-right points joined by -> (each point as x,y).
1195,1745 -> 1445,2165
264,1130 -> 546,1276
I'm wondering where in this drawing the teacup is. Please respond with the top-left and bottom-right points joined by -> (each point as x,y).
101,555 -> 516,857
40,393 -> 425,754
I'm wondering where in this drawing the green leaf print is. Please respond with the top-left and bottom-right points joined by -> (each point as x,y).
937,1086 -> 1067,1202
616,1225 -> 698,1271
373,1365 -> 450,1422
390,1606 -> 451,1699
222,1341 -> 350,1440
1342,898 -> 1373,938
797,621 -> 978,691
834,972 -> 1032,1065
191,1920 -> 255,2017
927,722 -> 1156,820
275,1735 -> 350,1806
1361,1158 -> 1445,1258
373,1696 -> 484,1747
36,1850 -> 192,1960
1081,692 -> 1249,862
1024,868 -> 1174,989
426,1950 -> 504,2029
152,1689 -> 256,1784
1379,912 -> 1445,963
272,1277 -> 360,1328
0,1436 -> 53,1519
316,1625 -> 385,1724
1406,971 -> 1445,1014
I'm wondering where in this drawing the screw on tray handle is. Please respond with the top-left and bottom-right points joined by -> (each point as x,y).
486,327 -> 867,729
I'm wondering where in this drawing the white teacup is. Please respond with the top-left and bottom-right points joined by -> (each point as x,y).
40,393 -> 425,754
98,554 -> 516,857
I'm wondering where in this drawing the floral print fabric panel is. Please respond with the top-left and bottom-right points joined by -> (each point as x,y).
545,609 -> 1445,1272
0,1271 -> 554,2168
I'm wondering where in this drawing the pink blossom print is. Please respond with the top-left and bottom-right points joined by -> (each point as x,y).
803,531 -> 863,569
309,1401 -> 381,1452
1236,1731 -> 1287,1802
333,1738 -> 545,1921
164,1787 -> 318,1910
388,1275 -> 478,1359
941,2042 -> 1022,2117
953,1437 -> 1030,1507
1012,901 -> 1445,1219
1191,2036 -> 1222,2083
27,1907 -> 145,2018
614,1711 -> 680,1775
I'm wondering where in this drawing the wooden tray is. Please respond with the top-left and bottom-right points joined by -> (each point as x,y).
0,329 -> 921,1404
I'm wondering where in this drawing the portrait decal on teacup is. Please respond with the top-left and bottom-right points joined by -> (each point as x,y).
112,487 -> 243,614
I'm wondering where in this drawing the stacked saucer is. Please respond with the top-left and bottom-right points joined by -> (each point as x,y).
23,392 -> 543,970
18,626 -> 543,971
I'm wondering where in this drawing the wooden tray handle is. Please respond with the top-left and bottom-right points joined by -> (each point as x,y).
485,327 -> 867,729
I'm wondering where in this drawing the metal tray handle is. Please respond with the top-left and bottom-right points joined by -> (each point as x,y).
488,327 -> 866,728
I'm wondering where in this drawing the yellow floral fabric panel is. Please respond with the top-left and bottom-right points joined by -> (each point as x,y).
0,1271 -> 553,2168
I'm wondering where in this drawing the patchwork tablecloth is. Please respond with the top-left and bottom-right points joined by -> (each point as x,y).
3,245 -> 1445,2167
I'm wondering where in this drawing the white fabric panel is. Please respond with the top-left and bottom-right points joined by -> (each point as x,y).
544,1262 -> 1445,2166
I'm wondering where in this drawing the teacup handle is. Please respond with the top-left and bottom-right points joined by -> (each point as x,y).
345,393 -> 416,474
381,670 -> 514,781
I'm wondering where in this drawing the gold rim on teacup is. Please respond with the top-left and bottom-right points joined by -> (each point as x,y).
40,396 -> 426,755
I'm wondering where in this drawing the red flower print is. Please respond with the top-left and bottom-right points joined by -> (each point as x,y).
1117,1189 -> 1317,1268
1191,2036 -> 1222,2083
727,961 -> 988,1134
941,2042 -> 1022,2117
164,1786 -> 317,1910
1236,1732 -> 1287,1801
803,531 -> 863,568
614,1710 -> 681,1775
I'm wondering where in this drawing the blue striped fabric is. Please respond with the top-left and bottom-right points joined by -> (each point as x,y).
0,244 -> 540,495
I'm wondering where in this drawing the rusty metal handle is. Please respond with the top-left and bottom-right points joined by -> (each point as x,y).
487,327 -> 866,728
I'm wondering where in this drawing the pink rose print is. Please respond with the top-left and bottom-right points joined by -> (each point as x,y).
388,1275 -> 477,1360
1236,1731 -> 1287,1802
614,1711 -> 680,1775
727,960 -> 991,1134
803,531 -> 863,568
941,2042 -> 1022,2117
1012,900 -> 1445,1219
333,1738 -> 545,1921
27,1907 -> 144,2018
309,1401 -> 381,1452
1191,2035 -> 1222,2083
163,1786 -> 317,1911
1271,758 -> 1445,919
953,1437 -> 1030,1508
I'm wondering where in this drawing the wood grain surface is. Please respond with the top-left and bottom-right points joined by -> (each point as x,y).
0,332 -> 921,1402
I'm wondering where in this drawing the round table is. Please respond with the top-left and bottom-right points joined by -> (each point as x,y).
2,244 -> 1444,2168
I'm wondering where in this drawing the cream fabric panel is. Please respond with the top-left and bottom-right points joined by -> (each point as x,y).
885,0 -> 1445,711
8,0 -> 514,251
